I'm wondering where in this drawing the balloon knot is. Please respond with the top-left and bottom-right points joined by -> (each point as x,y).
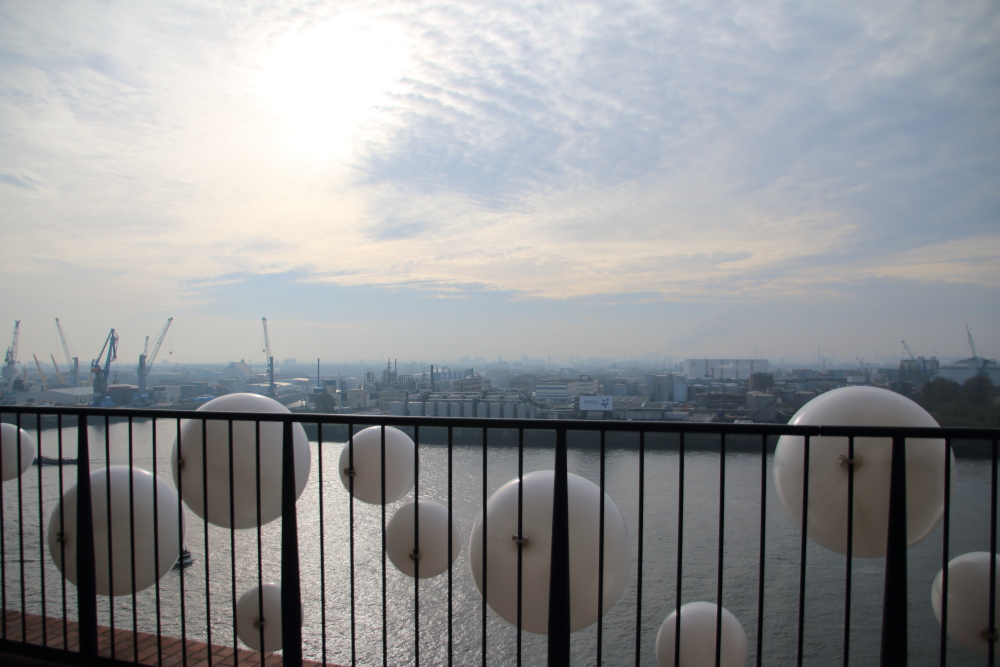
511,535 -> 528,545
254,618 -> 265,629
343,467 -> 356,477
982,627 -> 998,642
409,550 -> 420,560
838,455 -> 856,470
56,532 -> 67,543
177,457 -> 185,469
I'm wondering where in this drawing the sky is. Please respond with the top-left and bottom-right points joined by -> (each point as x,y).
1,0 -> 998,367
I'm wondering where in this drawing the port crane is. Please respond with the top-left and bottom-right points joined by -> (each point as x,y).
50,353 -> 65,385
55,318 -> 80,387
2,321 -> 20,403
91,329 -> 119,407
262,317 -> 276,398
33,354 -> 48,387
901,341 -> 917,361
137,317 -> 173,395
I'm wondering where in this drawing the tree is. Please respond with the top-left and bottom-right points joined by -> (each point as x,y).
918,377 -> 961,410
314,391 -> 336,413
964,374 -> 995,407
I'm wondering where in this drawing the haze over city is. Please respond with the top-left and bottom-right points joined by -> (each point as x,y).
2,0 -> 998,365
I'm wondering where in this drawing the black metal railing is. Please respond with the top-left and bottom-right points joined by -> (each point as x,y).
0,404 -> 997,666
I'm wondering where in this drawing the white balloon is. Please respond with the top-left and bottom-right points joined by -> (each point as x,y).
338,426 -> 414,505
1,423 -> 35,482
386,500 -> 461,578
468,471 -> 630,634
171,393 -> 310,529
932,551 -> 1000,655
48,466 -> 185,596
773,386 -> 953,557
655,601 -> 748,667
236,583 -> 287,652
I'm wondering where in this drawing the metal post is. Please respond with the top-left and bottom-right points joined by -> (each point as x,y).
880,435 -> 907,665
281,419 -> 303,666
76,417 -> 97,657
548,427 -> 570,665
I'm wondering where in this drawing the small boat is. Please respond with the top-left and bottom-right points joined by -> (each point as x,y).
32,456 -> 79,466
173,547 -> 197,570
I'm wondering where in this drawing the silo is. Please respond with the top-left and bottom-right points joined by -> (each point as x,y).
390,402 -> 406,416
425,402 -> 436,416
450,402 -> 461,417
490,403 -> 503,418
437,402 -> 449,417
408,401 -> 425,416
517,403 -> 529,419
477,403 -> 489,418
464,402 -> 476,418
503,403 -> 515,419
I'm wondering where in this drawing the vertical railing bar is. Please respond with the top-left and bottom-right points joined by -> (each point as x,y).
318,422 -> 327,667
674,431 -> 686,667
988,437 -> 997,667
381,424 -> 388,667
104,415 -> 115,656
755,433 -> 766,667
413,423 -> 420,667
58,414 -> 68,649
349,423 -> 356,666
280,418 -> 303,667
228,420 -> 238,667
715,432 -> 727,667
634,430 -> 645,667
880,435 -> 908,666
797,434 -> 810,667
201,417 -> 212,666
16,413 -> 26,641
844,435 -> 856,667
517,426 -> 524,667
35,414 -> 47,646
597,428 -> 606,667
77,415 -> 98,658
128,417 -> 139,662
0,411 -> 6,641
447,425 -> 453,667
255,420 -> 264,658
549,426 -> 570,664
152,419 -> 163,666
176,417 -> 187,667
939,438 -> 952,667
481,426 -> 487,667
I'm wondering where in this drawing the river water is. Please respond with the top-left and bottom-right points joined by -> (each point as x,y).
1,418 -> 995,666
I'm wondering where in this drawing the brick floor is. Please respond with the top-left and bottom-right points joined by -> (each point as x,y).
2,610 -> 344,667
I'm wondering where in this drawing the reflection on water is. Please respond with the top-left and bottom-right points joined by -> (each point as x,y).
1,418 -> 994,665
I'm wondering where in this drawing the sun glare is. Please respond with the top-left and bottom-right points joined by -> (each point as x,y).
255,17 -> 409,162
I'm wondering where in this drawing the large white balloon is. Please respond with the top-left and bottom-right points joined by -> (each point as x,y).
236,583 -> 286,652
1,423 -> 35,482
468,471 -> 630,634
932,551 -> 1000,655
338,426 -> 414,505
171,393 -> 310,529
655,601 -> 748,667
386,500 -> 461,578
773,386 -> 952,557
48,466 -> 185,596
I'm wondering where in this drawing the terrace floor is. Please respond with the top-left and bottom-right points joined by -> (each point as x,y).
0,611 -> 343,667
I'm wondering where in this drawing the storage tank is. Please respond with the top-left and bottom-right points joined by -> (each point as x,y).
408,401 -> 425,416
464,402 -> 476,418
425,402 -> 437,416
517,403 -> 529,419
451,402 -> 461,417
477,403 -> 488,418
503,404 -> 515,419
489,403 -> 503,418
389,402 -> 406,416
437,402 -> 449,417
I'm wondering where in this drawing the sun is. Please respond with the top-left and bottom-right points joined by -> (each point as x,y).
255,16 -> 409,162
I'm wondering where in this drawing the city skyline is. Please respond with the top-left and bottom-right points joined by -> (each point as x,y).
2,1 -> 998,363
